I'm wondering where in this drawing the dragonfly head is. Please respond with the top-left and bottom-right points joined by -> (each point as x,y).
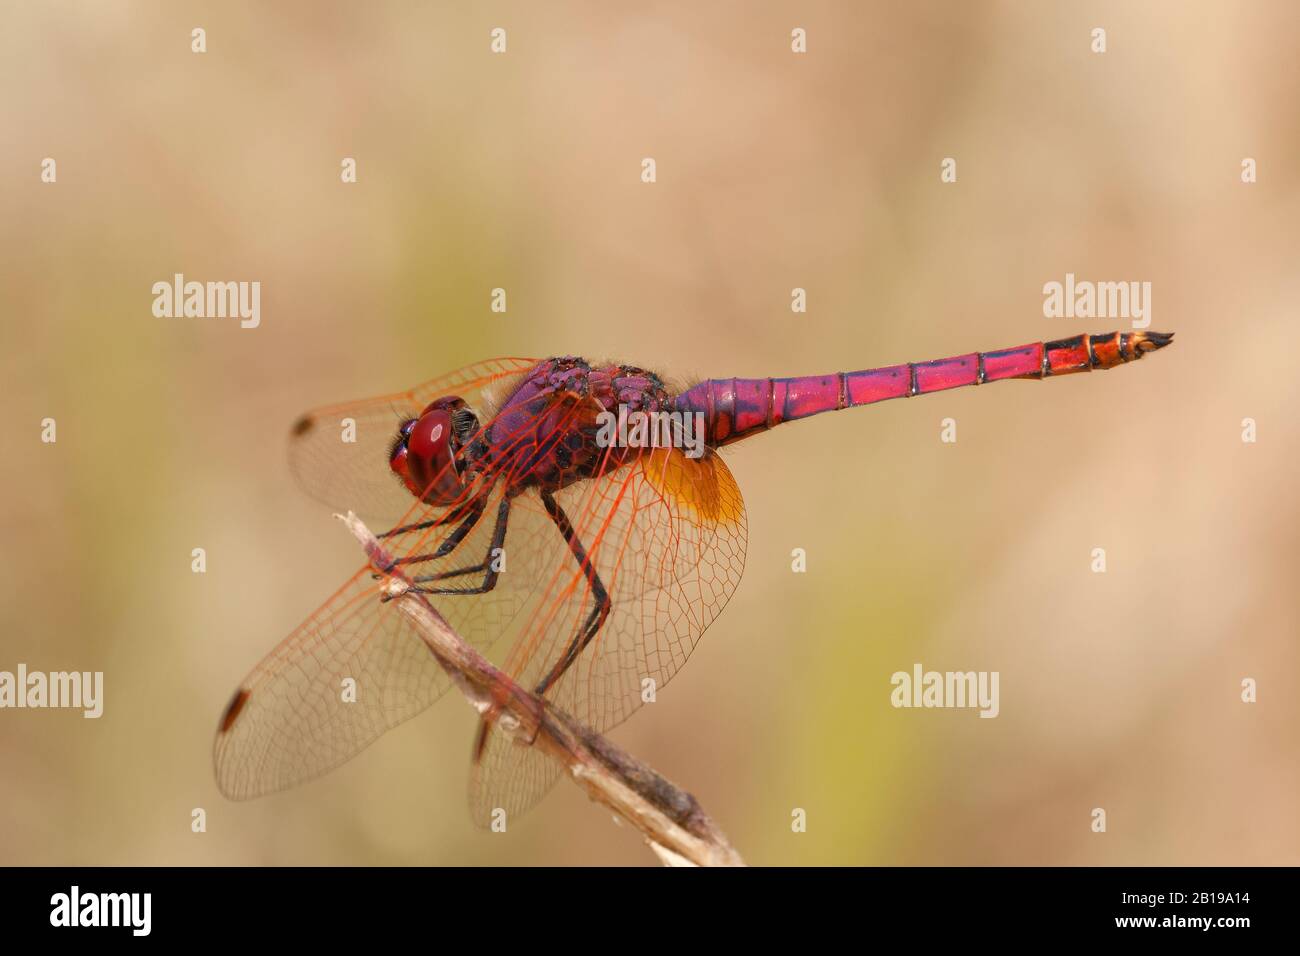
389,397 -> 480,505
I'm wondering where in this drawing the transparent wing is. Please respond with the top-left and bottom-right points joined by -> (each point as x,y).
287,357 -> 538,522
213,569 -> 447,799
214,496 -> 577,800
469,445 -> 748,826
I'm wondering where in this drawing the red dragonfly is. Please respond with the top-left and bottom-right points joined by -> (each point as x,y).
215,330 -> 1172,823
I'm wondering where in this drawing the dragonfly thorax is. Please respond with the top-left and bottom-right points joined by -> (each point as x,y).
483,356 -> 678,494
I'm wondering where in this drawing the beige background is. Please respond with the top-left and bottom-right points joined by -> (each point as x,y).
1,1 -> 1296,865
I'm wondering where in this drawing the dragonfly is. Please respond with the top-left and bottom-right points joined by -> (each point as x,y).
214,329 -> 1172,824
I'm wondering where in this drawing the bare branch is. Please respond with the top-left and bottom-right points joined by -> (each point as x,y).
335,511 -> 745,867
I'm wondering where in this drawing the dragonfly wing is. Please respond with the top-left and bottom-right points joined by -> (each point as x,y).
288,357 -> 538,522
469,446 -> 748,826
470,733 -> 565,830
213,569 -> 450,799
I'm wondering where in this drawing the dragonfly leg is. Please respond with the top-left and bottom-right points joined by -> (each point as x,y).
533,490 -> 612,697
380,500 -> 486,571
402,498 -> 510,596
378,517 -> 441,539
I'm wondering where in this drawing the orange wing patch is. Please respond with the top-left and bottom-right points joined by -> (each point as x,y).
642,447 -> 744,527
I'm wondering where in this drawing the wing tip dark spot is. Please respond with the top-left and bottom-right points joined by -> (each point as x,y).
291,415 -> 315,437
219,688 -> 251,734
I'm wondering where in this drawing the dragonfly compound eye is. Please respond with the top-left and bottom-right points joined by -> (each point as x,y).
398,408 -> 463,504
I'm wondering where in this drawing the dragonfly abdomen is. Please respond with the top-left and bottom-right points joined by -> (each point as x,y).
675,330 -> 1174,447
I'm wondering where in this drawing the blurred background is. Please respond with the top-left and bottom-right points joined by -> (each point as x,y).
1,0 -> 1296,866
